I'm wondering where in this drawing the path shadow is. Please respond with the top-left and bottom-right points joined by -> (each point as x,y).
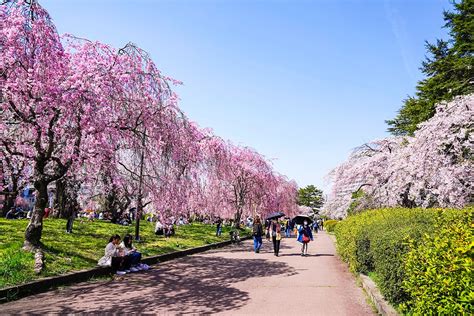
5,254 -> 297,314
222,239 -> 296,254
279,253 -> 334,257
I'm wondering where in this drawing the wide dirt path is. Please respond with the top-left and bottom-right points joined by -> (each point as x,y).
2,231 -> 374,315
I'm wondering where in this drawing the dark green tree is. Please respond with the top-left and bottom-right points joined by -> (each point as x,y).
387,0 -> 474,135
298,185 -> 324,214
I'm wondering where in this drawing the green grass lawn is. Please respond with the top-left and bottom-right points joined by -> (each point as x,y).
0,218 -> 249,289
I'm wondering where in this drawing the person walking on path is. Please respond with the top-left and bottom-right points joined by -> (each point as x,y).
284,218 -> 292,237
312,220 -> 319,233
267,219 -> 282,256
298,221 -> 313,256
252,216 -> 263,253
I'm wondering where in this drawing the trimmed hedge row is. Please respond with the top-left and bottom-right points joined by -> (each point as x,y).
334,207 -> 473,315
324,220 -> 339,232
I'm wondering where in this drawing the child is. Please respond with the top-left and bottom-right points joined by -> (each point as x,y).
98,234 -> 131,275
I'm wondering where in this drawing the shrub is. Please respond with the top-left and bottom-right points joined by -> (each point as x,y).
334,209 -> 380,273
367,209 -> 435,304
324,220 -> 339,232
334,207 -> 473,313
401,209 -> 473,315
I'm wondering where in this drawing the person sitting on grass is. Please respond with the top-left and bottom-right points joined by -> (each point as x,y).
230,229 -> 240,242
120,234 -> 149,271
5,208 -> 19,219
155,218 -> 164,235
164,222 -> 175,238
98,234 -> 131,275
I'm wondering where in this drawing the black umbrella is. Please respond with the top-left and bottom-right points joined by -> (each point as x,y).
266,211 -> 285,221
292,214 -> 314,225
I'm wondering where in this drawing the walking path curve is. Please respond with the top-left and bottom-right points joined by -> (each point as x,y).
2,231 -> 374,315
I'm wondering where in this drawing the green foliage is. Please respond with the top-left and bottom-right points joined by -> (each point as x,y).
387,0 -> 474,135
334,209 -> 380,273
401,210 -> 474,315
0,218 -> 249,289
335,207 -> 473,313
0,243 -> 35,288
367,210 -> 434,304
297,185 -> 324,213
324,219 -> 339,232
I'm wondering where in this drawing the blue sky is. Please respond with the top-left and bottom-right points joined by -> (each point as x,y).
41,0 -> 451,192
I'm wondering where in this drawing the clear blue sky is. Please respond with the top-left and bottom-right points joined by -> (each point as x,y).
41,0 -> 451,192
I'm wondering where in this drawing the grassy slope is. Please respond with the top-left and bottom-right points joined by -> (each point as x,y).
0,218 -> 248,289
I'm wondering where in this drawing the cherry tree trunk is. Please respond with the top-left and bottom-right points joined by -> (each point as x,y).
134,197 -> 143,241
103,187 -> 120,223
1,190 -> 16,217
233,206 -> 242,229
53,178 -> 79,218
1,176 -> 19,217
135,130 -> 146,241
53,178 -> 67,218
24,181 -> 48,250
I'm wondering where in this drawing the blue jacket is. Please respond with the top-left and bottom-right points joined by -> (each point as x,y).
297,226 -> 313,243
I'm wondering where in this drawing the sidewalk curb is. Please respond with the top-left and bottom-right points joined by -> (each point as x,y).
0,236 -> 251,303
359,274 -> 398,316
329,233 -> 398,316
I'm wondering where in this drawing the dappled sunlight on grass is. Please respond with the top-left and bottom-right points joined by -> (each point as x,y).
0,218 -> 249,289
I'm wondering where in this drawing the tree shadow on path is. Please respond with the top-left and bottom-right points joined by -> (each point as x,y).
221,238 -> 296,254
279,253 -> 335,257
3,254 -> 297,315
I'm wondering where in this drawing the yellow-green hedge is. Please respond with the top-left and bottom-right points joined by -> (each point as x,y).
324,219 -> 339,232
334,207 -> 473,314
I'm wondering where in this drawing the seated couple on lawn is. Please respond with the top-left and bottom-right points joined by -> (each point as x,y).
155,219 -> 175,238
98,234 -> 150,275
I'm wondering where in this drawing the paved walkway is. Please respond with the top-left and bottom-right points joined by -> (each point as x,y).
2,231 -> 374,315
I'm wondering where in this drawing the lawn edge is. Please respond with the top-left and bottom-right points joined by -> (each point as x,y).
0,236 -> 251,303
329,232 -> 398,316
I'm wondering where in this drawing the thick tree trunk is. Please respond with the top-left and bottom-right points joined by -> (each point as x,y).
1,177 -> 19,217
24,181 -> 48,250
1,190 -> 16,217
104,189 -> 117,222
53,178 -> 79,218
135,198 -> 142,241
400,184 -> 416,208
233,206 -> 242,229
54,178 -> 67,218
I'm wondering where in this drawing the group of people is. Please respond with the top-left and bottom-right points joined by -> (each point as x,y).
154,219 -> 175,238
5,207 -> 28,219
98,214 -> 319,275
252,216 -> 315,256
98,233 -> 150,275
